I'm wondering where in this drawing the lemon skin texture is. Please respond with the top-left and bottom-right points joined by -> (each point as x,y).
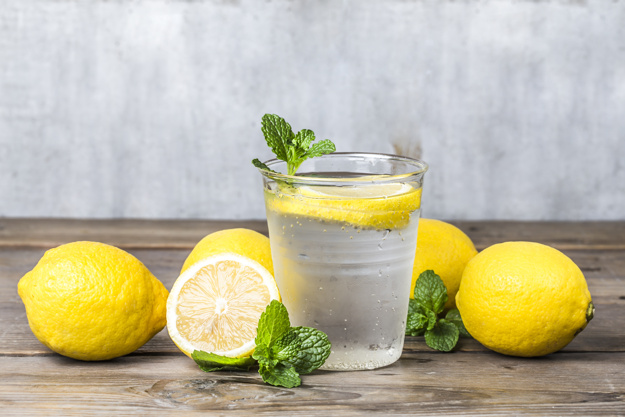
456,241 -> 594,357
411,219 -> 478,310
18,241 -> 169,361
181,228 -> 274,275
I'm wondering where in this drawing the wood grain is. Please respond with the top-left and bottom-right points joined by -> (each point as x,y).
1,353 -> 624,416
2,220 -> 624,415
1,219 -> 624,250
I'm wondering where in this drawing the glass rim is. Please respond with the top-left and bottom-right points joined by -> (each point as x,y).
257,152 -> 428,184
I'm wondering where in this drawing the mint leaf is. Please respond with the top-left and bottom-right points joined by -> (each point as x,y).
259,363 -> 301,388
252,344 -> 278,368
255,300 -> 290,347
413,270 -> 448,314
192,350 -> 256,372
273,326 -> 331,374
306,139 -> 336,158
261,114 -> 292,161
426,309 -> 438,331
193,301 -> 330,389
424,319 -> 460,352
407,298 -> 421,316
252,158 -> 276,173
406,312 -> 428,336
445,309 -> 471,337
293,129 -> 315,150
253,114 -> 336,176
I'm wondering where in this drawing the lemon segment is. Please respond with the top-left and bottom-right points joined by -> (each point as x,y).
265,182 -> 422,230
167,253 -> 280,358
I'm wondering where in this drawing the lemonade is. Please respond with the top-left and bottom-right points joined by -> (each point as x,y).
259,153 -> 427,370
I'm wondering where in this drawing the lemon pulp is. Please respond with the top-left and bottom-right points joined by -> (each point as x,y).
167,253 -> 280,358
264,182 -> 422,230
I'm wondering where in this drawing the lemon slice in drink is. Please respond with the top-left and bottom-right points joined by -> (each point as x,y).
265,182 -> 422,229
166,253 -> 280,358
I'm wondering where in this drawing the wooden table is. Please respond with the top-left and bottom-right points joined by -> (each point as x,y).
1,219 -> 624,416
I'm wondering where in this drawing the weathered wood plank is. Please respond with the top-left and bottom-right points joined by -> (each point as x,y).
2,247 -> 624,355
0,218 -> 268,249
4,248 -> 624,301
0,353 -> 623,416
1,219 -> 624,250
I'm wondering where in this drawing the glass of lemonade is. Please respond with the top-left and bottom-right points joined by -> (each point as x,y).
258,152 -> 427,370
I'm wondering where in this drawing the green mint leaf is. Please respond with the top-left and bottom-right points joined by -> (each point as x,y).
406,312 -> 428,336
426,309 -> 438,331
293,129 -> 315,150
445,309 -> 471,337
306,139 -> 336,158
413,270 -> 448,314
258,363 -> 301,388
255,114 -> 336,176
273,327 -> 331,374
261,114 -> 293,161
407,298 -> 421,316
192,350 -> 257,372
252,344 -> 278,369
255,300 -> 291,347
252,158 -> 276,173
424,319 -> 460,352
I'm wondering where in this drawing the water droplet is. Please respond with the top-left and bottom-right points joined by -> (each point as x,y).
298,253 -> 309,260
377,243 -> 383,250
319,287 -> 324,290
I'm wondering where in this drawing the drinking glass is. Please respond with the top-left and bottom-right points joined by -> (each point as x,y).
258,152 -> 427,370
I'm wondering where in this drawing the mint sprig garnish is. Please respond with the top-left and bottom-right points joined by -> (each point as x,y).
192,300 -> 331,388
252,114 -> 336,175
406,270 -> 470,352
253,300 -> 331,387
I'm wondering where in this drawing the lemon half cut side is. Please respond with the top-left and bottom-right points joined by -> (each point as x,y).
166,252 -> 280,358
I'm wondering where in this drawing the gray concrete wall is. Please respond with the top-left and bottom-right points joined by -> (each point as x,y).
1,0 -> 624,220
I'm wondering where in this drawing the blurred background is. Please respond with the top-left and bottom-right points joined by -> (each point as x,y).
1,0 -> 623,221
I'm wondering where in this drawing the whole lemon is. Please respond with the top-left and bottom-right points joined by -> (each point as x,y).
18,241 -> 169,361
456,241 -> 594,357
411,219 -> 478,310
181,228 -> 273,275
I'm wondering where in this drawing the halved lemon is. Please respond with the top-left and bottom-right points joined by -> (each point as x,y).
166,252 -> 280,358
265,182 -> 422,230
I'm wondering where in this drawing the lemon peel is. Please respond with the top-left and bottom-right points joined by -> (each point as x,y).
17,241 -> 168,361
456,241 -> 593,357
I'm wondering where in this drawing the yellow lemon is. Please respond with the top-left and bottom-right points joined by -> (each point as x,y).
264,182 -> 422,229
181,228 -> 273,275
17,241 -> 168,361
167,253 -> 280,358
456,241 -> 594,357
411,219 -> 477,309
